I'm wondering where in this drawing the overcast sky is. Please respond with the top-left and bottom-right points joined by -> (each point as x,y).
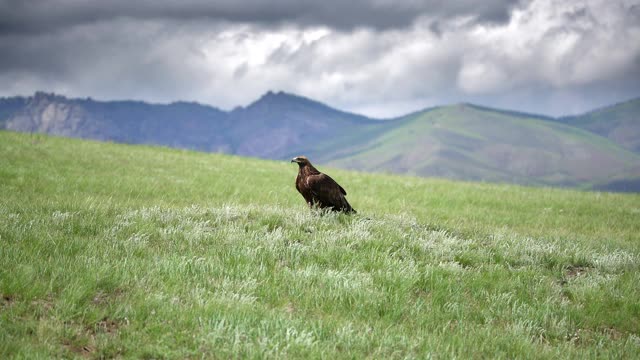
1,0 -> 639,117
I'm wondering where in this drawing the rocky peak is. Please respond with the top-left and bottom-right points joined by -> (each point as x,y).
30,91 -> 68,104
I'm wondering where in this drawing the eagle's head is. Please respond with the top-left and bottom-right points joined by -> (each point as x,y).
291,156 -> 310,166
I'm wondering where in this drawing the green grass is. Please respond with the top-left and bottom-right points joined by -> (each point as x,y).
1,130 -> 639,359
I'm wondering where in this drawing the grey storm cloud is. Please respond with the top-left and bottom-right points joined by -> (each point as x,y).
0,0 -> 526,34
1,0 -> 639,118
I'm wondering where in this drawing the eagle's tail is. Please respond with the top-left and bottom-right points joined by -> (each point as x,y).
341,198 -> 356,214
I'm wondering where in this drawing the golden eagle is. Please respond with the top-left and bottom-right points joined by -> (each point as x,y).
291,156 -> 356,213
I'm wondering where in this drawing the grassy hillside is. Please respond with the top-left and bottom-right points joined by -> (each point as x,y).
321,104 -> 640,189
4,92 -> 640,192
1,131 -> 639,358
562,98 -> 640,153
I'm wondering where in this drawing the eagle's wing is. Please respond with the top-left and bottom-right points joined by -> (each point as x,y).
306,173 -> 350,209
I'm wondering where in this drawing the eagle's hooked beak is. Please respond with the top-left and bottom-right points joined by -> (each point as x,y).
291,157 -> 299,163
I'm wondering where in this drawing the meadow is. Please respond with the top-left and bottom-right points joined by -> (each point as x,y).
1,130 -> 639,358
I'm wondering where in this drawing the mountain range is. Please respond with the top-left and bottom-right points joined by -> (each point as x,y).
1,91 -> 639,192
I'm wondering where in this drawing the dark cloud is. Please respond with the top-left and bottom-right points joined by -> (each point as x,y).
0,0 -> 638,118
0,0 -> 526,34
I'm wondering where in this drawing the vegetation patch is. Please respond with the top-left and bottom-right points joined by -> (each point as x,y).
1,131 -> 639,358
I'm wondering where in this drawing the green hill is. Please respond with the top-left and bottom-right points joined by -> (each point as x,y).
561,98 -> 640,153
320,104 -> 640,189
1,131 -> 639,358
3,92 -> 640,191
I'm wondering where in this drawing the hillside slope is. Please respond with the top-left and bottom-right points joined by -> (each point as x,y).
225,91 -> 386,159
1,131 -> 639,358
322,104 -> 640,188
1,92 -> 639,191
561,98 -> 640,153
3,92 -> 231,152
0,91 -> 388,160
0,96 -> 26,128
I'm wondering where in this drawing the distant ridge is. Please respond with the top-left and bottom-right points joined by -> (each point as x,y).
464,103 -> 556,123
559,97 -> 640,153
1,91 -> 639,191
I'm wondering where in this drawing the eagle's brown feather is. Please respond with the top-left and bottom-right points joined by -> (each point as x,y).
292,156 -> 355,213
